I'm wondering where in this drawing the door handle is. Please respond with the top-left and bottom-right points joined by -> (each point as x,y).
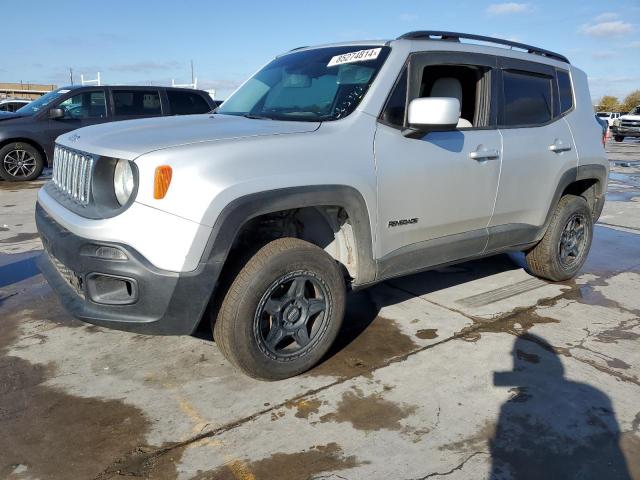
469,149 -> 500,161
549,141 -> 572,153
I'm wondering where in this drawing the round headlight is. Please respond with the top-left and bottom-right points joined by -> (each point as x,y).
113,159 -> 134,206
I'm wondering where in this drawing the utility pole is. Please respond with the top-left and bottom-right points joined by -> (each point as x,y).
190,60 -> 194,85
69,68 -> 74,85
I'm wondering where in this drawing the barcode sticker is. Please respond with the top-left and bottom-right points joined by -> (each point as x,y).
327,48 -> 382,67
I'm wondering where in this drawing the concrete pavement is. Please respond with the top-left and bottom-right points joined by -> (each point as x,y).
1,142 -> 639,479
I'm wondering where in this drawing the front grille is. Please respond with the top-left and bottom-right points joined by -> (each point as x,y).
621,120 -> 640,127
52,145 -> 94,205
49,252 -> 85,298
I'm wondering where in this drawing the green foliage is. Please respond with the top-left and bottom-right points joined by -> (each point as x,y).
621,90 -> 640,113
597,95 -> 621,112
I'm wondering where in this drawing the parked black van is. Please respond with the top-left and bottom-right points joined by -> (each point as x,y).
0,85 -> 216,181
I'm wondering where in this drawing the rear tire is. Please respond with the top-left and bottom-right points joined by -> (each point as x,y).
213,237 -> 346,380
525,195 -> 593,282
0,142 -> 44,181
614,135 -> 624,142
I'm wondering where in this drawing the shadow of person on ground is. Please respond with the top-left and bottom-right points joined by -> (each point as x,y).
490,334 -> 632,480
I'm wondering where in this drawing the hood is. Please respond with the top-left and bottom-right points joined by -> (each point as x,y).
0,111 -> 28,122
620,114 -> 640,121
56,114 -> 321,160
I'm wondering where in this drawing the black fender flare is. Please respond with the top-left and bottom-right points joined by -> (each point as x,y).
540,164 -> 608,238
576,164 -> 608,221
199,185 -> 377,285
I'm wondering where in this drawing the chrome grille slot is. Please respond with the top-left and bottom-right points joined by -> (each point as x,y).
52,145 -> 94,205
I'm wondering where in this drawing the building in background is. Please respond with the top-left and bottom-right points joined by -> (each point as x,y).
0,82 -> 56,100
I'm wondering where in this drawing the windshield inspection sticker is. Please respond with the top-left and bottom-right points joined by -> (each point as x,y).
327,48 -> 382,67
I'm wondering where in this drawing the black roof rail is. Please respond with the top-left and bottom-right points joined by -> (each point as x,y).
397,31 -> 569,64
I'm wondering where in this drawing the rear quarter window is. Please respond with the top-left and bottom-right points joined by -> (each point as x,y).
501,70 -> 553,127
557,70 -> 573,115
167,91 -> 211,115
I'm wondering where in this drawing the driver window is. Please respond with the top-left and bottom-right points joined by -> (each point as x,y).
58,91 -> 106,120
381,63 -> 491,129
418,65 -> 490,128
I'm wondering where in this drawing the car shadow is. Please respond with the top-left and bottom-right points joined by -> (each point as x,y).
0,251 -> 41,289
489,333 -> 633,479
318,253 -> 524,368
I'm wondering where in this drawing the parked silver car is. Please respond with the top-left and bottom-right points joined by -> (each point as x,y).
36,31 -> 607,379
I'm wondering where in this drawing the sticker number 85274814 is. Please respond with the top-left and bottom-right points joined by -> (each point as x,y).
327,48 -> 382,67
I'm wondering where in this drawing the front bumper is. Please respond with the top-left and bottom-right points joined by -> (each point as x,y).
36,203 -> 222,335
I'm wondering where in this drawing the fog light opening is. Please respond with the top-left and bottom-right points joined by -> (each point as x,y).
87,273 -> 138,305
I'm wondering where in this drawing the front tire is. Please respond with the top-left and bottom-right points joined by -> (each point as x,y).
525,195 -> 593,281
0,142 -> 44,181
213,238 -> 346,380
614,135 -> 624,142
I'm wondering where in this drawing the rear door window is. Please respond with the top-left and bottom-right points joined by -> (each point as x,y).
501,70 -> 553,126
167,91 -> 211,115
113,90 -> 162,116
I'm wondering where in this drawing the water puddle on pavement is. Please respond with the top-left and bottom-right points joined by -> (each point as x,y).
582,225 -> 640,276
308,291 -> 418,378
0,300 -> 159,480
284,398 -> 323,419
416,328 -> 439,339
319,387 -> 417,432
196,443 -> 361,480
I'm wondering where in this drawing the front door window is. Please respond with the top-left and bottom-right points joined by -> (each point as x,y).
58,91 -> 107,120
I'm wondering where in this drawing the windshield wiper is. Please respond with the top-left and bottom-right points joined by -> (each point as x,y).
242,113 -> 274,120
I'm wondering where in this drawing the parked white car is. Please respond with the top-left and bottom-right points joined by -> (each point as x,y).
0,98 -> 30,113
596,111 -> 621,128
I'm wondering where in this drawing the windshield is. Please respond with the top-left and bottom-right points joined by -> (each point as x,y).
16,88 -> 71,115
629,106 -> 640,116
596,113 -> 610,117
217,46 -> 390,122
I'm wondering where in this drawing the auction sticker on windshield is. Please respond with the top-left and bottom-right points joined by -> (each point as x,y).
327,48 -> 381,67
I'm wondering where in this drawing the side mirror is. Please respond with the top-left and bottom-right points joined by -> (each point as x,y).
49,108 -> 65,119
402,97 -> 460,138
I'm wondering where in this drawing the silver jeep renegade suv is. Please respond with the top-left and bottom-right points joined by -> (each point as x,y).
36,31 -> 607,379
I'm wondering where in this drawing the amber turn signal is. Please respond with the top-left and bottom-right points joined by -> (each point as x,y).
153,166 -> 173,199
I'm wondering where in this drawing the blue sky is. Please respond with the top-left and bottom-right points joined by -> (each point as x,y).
3,0 -> 639,101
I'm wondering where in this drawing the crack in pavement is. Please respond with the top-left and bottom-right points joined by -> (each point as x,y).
409,451 -> 487,479
388,279 -> 640,387
94,293 -> 532,477
82,266 -> 640,476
